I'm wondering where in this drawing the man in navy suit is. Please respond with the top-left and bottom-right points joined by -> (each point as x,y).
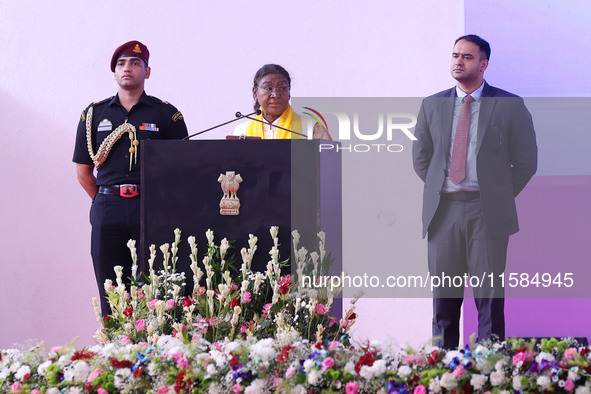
412,35 -> 537,348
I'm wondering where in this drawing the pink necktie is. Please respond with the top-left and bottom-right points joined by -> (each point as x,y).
449,95 -> 474,185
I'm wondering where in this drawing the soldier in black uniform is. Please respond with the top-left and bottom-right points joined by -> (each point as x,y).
73,40 -> 188,316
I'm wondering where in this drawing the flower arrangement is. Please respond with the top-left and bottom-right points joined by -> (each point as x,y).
2,335 -> 591,393
3,228 -> 591,393
94,227 -> 356,346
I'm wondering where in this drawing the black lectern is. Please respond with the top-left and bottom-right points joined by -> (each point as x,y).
140,139 -> 341,291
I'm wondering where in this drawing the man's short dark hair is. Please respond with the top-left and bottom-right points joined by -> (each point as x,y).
455,34 -> 491,60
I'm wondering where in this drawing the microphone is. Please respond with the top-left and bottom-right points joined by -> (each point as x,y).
182,110 -> 262,140
236,112 -> 308,138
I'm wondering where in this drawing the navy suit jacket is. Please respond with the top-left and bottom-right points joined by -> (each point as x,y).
412,83 -> 538,238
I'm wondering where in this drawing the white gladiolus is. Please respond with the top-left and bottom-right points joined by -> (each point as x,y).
291,230 -> 300,250
248,234 -> 258,250
206,229 -> 214,246
113,266 -> 124,286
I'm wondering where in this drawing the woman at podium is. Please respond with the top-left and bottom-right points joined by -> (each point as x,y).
234,64 -> 332,140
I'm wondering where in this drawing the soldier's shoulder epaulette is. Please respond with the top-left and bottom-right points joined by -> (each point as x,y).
147,95 -> 170,105
92,96 -> 113,106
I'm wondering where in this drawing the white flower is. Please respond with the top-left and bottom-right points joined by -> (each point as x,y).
250,338 -> 277,362
291,385 -> 307,394
360,365 -> 374,379
397,364 -> 413,377
513,375 -> 525,391
245,378 -> 266,394
344,360 -> 356,375
38,360 -> 52,376
372,359 -> 387,377
476,359 -> 493,374
57,355 -> 71,367
303,359 -> 315,372
537,375 -> 551,389
490,370 -> 506,386
429,376 -> 442,393
66,388 -> 83,394
440,372 -> 457,390
205,229 -> 214,245
114,368 -> 132,390
46,389 -> 60,394
210,350 -> 226,367
494,358 -> 506,371
73,361 -> 90,383
470,373 -> 488,390
14,365 -> 30,380
308,369 -> 322,385
576,387 -> 591,394
536,352 -> 556,363
206,363 -> 217,375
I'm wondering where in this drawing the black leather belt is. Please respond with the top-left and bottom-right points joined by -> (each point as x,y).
98,184 -> 140,198
440,191 -> 480,202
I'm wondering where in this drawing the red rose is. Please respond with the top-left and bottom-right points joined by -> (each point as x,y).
229,298 -> 240,309
354,352 -> 375,374
278,275 -> 292,294
123,307 -> 133,317
133,368 -> 143,378
229,355 -> 239,366
182,297 -> 193,307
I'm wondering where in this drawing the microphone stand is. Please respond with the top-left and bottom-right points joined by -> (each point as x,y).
236,113 -> 308,138
182,110 -> 261,140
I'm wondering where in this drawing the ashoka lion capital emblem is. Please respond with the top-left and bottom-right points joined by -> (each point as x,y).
218,171 -> 243,215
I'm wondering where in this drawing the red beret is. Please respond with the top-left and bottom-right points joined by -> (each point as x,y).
110,40 -> 149,72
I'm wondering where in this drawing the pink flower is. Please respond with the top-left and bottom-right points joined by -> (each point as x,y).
213,342 -> 222,351
564,348 -> 577,360
98,389 -> 109,394
176,356 -> 189,369
346,382 -> 359,394
165,299 -> 175,310
453,365 -> 467,378
148,299 -> 159,309
512,350 -> 533,365
232,383 -> 242,393
10,382 -> 20,391
87,368 -> 102,382
273,377 -> 283,388
262,303 -> 272,318
242,292 -> 252,303
31,390 -> 42,394
402,354 -> 427,365
565,378 -> 575,391
329,340 -> 340,349
198,286 -> 206,296
121,336 -> 131,344
414,385 -> 427,394
322,357 -> 335,371
50,346 -> 63,353
135,319 -> 146,332
157,386 -> 169,394
240,324 -> 248,334
285,367 -> 296,378
315,303 -> 327,315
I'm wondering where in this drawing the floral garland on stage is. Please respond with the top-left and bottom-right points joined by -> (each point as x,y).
2,229 -> 591,393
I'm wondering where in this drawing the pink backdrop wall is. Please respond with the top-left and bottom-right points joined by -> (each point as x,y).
1,1 -> 588,349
